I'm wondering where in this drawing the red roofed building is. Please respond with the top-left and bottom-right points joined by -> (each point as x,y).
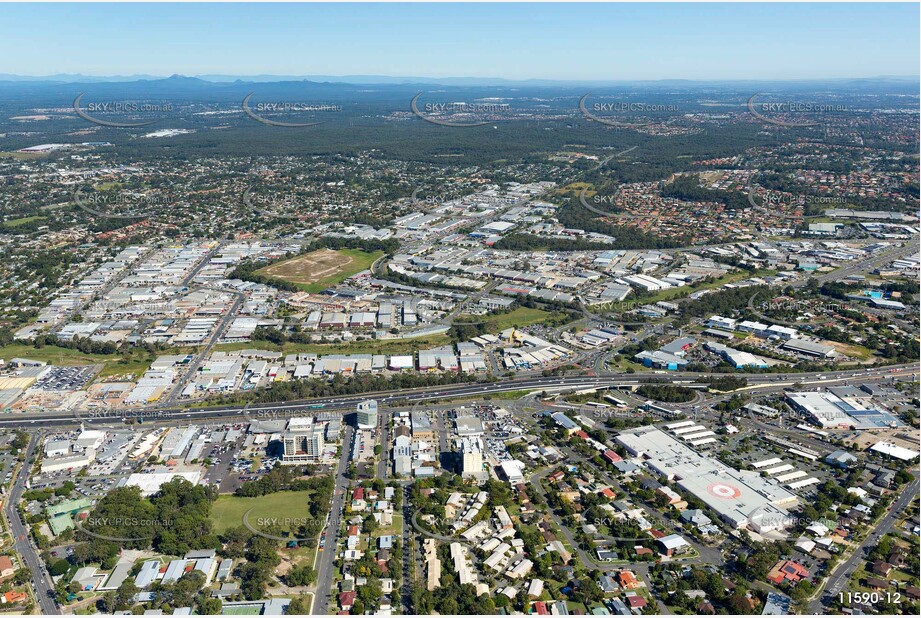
533,601 -> 550,615
339,591 -> 357,611
626,594 -> 647,609
0,591 -> 26,604
617,570 -> 639,590
600,487 -> 617,499
603,450 -> 623,464
352,488 -> 364,501
766,560 -> 809,585
574,430 -> 589,440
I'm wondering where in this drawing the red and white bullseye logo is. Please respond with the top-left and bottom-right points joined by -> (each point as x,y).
707,483 -> 742,499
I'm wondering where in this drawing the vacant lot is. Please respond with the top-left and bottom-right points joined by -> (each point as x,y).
2,215 -> 47,228
256,248 -> 382,293
214,332 -> 452,357
211,489 -> 313,535
456,306 -> 551,333
0,343 -> 109,367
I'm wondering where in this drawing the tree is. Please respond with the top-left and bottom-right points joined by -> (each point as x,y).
99,592 -> 117,614
115,580 -> 140,611
288,595 -> 311,614
362,514 -> 378,534
198,597 -> 222,615
49,559 -> 70,576
357,576 -> 383,609
286,564 -> 316,587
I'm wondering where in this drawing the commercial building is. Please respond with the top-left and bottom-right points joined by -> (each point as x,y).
282,418 -> 325,463
616,426 -> 797,535
786,392 -> 902,429
460,437 -> 484,479
780,339 -> 837,358
635,350 -> 688,370
411,411 -> 435,441
705,342 -> 768,369
124,471 -> 202,497
356,399 -> 378,430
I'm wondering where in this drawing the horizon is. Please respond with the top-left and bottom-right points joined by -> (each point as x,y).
0,2 -> 918,81
2,72 -> 920,84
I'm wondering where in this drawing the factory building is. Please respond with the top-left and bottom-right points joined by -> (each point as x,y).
616,426 -> 797,535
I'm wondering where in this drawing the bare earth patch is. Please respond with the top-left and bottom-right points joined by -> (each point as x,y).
258,249 -> 354,285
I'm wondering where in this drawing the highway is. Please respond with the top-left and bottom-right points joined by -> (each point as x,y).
1,364 -> 916,429
3,435 -> 60,615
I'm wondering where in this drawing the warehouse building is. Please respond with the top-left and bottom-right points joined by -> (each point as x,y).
616,426 -> 797,535
780,339 -> 837,358
786,392 -> 902,429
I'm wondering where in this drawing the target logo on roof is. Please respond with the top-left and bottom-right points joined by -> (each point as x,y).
707,483 -> 742,499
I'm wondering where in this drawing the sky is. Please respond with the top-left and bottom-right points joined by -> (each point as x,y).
0,2 -> 918,81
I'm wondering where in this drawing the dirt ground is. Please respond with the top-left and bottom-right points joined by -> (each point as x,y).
257,249 -> 353,285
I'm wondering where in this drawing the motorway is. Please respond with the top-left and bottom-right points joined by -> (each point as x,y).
1,364 -> 915,429
3,434 -> 60,615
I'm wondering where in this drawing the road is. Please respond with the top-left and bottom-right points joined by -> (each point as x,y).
400,484 -> 414,613
311,424 -> 354,615
3,434 -> 60,615
2,364 -> 916,430
163,288 -> 244,404
810,478 -> 920,613
375,409 -> 390,480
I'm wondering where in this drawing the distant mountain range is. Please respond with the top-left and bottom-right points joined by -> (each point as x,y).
0,73 -> 918,88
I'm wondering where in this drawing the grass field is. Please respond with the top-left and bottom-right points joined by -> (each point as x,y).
256,248 -> 383,293
486,307 -> 551,331
2,215 -> 47,228
96,350 -> 159,379
0,343 -> 110,367
0,343 -> 187,381
0,151 -> 50,160
456,306 -> 551,333
211,490 -> 314,535
213,333 -> 452,356
487,389 -> 537,400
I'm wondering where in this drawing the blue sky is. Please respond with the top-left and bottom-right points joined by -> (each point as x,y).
1,2 -> 917,80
